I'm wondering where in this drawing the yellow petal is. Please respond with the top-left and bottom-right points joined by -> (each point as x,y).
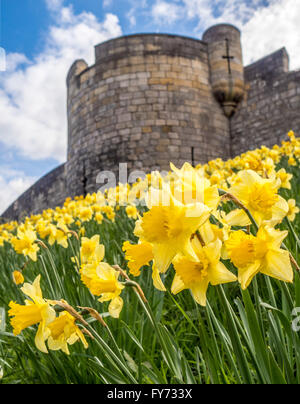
209,262 -> 237,286
47,336 -> 65,351
225,209 -> 251,227
35,322 -> 50,354
108,297 -> 124,318
238,260 -> 261,290
191,279 -> 210,306
262,250 -> 294,283
123,241 -> 154,276
171,273 -> 185,295
152,243 -> 177,274
270,196 -> 289,224
198,220 -> 216,245
152,264 -> 167,292
76,329 -> 89,349
21,275 -> 43,301
202,239 -> 222,266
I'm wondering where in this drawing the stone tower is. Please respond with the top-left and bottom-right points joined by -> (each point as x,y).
66,25 -> 244,198
202,24 -> 244,117
3,23 -> 300,221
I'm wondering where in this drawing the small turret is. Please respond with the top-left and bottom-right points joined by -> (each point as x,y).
203,24 -> 245,117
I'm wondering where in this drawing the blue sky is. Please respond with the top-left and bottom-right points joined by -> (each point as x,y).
0,0 -> 299,213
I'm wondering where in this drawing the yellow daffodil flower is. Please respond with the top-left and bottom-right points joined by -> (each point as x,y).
170,162 -> 220,210
80,235 -> 105,265
287,199 -> 299,222
172,236 -> 237,306
81,263 -> 124,318
47,311 -> 88,355
229,169 -> 288,226
122,241 -> 154,277
8,275 -> 56,353
225,226 -> 293,289
135,184 -> 211,275
11,229 -> 40,262
277,168 -> 293,189
12,271 -> 24,285
126,205 -> 138,219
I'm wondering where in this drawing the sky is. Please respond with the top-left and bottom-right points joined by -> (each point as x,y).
0,0 -> 299,214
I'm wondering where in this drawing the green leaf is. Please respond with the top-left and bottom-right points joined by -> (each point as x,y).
242,289 -> 271,384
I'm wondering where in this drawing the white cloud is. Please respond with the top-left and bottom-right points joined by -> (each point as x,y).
151,0 -> 183,25
103,0 -> 113,8
125,0 -> 148,27
45,0 -> 65,12
241,0 -> 300,69
0,6 -> 122,163
180,0 -> 300,69
127,8 -> 137,27
180,0 -> 269,30
5,53 -> 30,71
0,167 -> 37,214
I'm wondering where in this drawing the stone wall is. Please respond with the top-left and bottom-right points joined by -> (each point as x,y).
231,48 -> 300,155
1,164 -> 67,222
66,33 -> 230,198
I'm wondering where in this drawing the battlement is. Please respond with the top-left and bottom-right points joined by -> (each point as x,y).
245,47 -> 289,82
95,33 -> 207,62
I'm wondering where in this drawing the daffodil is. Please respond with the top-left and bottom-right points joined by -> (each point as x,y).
229,169 -> 288,226
122,241 -> 154,276
47,311 -> 88,355
2,230 -> 12,244
126,205 -> 138,219
12,271 -> 24,285
8,275 -> 56,353
77,206 -> 93,222
80,235 -> 105,265
95,212 -> 104,224
172,236 -> 237,306
287,199 -> 299,222
79,236 -> 124,318
81,262 -> 124,318
277,168 -> 293,189
288,157 -> 297,166
170,162 -> 220,210
11,229 -> 40,262
135,184 -> 211,274
225,226 -> 293,289
48,223 -> 69,249
102,206 -> 116,222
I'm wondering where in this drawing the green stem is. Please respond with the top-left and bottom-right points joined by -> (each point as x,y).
38,240 -> 65,297
39,255 -> 56,299
128,284 -> 183,382
252,277 -> 265,340
285,217 -> 300,250
104,324 -> 127,366
218,189 -> 258,233
85,322 -> 138,384
217,285 -> 253,384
